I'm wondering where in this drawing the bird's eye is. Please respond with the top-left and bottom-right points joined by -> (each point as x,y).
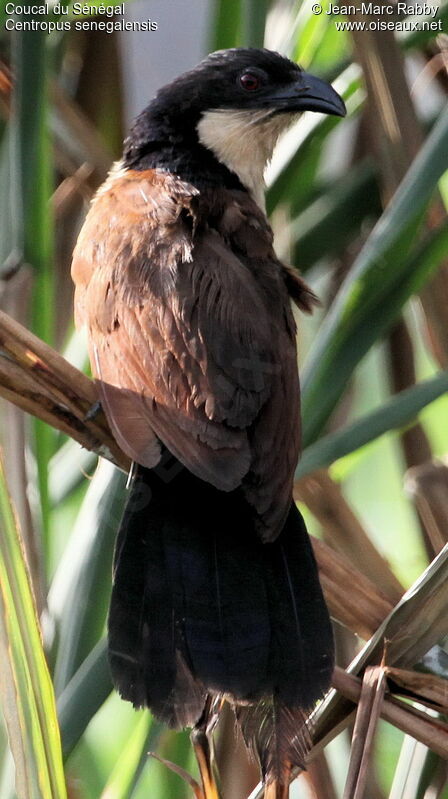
239,71 -> 261,92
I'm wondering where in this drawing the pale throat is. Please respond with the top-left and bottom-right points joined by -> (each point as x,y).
197,109 -> 292,211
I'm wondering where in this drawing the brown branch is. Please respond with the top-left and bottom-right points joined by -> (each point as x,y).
332,667 -> 448,760
295,471 -> 403,603
405,460 -> 448,554
0,311 -> 129,472
301,753 -> 338,799
387,320 -> 435,558
385,666 -> 448,715
342,666 -> 386,799
311,537 -> 394,641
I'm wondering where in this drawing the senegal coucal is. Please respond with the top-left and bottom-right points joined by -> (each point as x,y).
72,48 -> 345,787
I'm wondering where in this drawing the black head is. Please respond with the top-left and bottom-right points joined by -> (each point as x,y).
154,48 -> 344,117
123,49 -> 346,191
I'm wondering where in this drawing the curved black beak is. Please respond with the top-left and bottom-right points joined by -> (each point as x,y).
271,71 -> 346,118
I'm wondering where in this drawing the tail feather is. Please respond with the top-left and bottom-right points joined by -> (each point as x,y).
108,466 -> 208,726
108,460 -> 334,763
236,701 -> 310,782
234,504 -> 334,782
263,505 -> 334,708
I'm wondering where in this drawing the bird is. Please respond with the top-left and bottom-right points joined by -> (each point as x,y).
71,48 -> 346,794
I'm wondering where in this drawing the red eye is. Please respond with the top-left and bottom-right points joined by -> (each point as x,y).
239,72 -> 261,91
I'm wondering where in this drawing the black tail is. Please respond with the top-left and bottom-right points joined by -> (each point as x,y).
108,458 -> 333,772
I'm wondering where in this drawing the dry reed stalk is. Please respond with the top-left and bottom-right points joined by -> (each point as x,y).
311,538 -> 394,640
342,666 -> 386,799
405,460 -> 448,554
0,311 -> 128,471
301,752 -> 338,799
295,471 -> 403,602
385,666 -> 448,714
332,667 -> 448,759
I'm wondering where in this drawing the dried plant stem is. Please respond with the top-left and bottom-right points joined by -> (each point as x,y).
52,163 -> 94,218
295,471 -> 403,602
149,751 -> 205,799
342,666 -> 386,799
311,538 -> 394,640
421,264 -> 448,369
385,667 -> 448,715
405,460 -> 448,554
332,668 -> 448,759
301,752 -> 338,799
0,311 -> 128,471
387,319 -> 434,559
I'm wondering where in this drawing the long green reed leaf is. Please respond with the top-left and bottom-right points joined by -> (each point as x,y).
301,108 -> 448,445
296,370 -> 448,479
12,29 -> 54,549
0,451 -> 67,799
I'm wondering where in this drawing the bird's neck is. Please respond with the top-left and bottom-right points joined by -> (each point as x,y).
124,140 -> 246,194
122,108 -> 247,196
122,107 -> 287,210
196,109 -> 286,212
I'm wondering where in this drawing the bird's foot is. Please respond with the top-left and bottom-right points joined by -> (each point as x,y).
191,696 -> 222,799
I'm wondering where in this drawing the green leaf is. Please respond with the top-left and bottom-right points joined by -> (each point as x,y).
49,461 -> 127,695
290,160 -> 381,271
13,29 -> 54,342
301,106 -> 448,446
296,370 -> 448,479
209,0 -> 242,50
99,713 -> 156,799
242,0 -> 268,48
49,440 -> 96,506
12,29 -> 55,553
0,451 -> 67,799
293,0 -> 331,68
58,639 -> 112,758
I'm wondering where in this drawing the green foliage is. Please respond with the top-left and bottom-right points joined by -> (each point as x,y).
210,0 -> 242,50
296,370 -> 448,479
11,29 -> 55,550
301,110 -> 448,445
0,453 -> 66,799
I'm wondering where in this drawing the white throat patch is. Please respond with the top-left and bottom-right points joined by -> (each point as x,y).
196,109 -> 293,211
